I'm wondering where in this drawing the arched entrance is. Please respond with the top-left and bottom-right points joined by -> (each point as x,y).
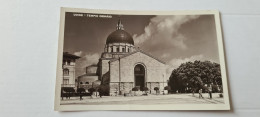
134,64 -> 145,91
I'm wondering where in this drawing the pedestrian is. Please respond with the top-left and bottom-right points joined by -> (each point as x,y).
79,94 -> 83,100
77,88 -> 85,100
115,90 -> 118,96
98,88 -> 103,98
208,86 -> 212,99
199,89 -> 203,98
61,90 -> 66,100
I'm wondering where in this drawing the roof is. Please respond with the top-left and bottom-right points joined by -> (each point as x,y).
110,49 -> 166,64
86,64 -> 98,68
78,73 -> 98,78
106,30 -> 134,45
63,52 -> 80,59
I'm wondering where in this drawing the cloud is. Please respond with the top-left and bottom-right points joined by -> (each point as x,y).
161,53 -> 170,59
74,51 -> 100,77
168,55 -> 205,69
73,51 -> 83,56
133,15 -> 199,50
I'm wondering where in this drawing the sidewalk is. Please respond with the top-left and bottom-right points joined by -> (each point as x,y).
60,93 -> 224,105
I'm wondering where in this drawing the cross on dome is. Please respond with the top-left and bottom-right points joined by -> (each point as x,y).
116,17 -> 124,30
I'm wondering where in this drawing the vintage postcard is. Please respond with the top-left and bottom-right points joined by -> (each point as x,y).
55,7 -> 230,111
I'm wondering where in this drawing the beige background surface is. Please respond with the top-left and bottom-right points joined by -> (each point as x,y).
0,0 -> 260,116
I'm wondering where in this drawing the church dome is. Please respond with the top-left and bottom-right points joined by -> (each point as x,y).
106,30 -> 134,45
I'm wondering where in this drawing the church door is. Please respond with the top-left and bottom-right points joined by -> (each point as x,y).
134,64 -> 145,91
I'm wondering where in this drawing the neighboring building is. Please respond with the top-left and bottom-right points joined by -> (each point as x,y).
62,52 -> 80,88
77,65 -> 101,90
77,19 -> 167,95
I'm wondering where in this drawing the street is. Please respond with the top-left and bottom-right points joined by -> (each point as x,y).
60,93 -> 224,105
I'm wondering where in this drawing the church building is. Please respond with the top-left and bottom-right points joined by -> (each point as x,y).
96,19 -> 167,95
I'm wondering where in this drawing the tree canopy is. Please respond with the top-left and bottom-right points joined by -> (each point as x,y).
132,87 -> 139,91
168,60 -> 222,93
164,86 -> 171,90
142,87 -> 149,91
88,88 -> 96,94
154,87 -> 159,91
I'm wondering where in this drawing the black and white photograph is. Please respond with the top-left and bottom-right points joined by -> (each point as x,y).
54,8 -> 230,111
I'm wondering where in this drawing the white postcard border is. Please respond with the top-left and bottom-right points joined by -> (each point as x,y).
54,7 -> 230,111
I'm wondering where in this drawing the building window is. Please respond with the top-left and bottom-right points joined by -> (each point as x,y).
85,82 -> 89,84
128,48 -> 130,52
63,79 -> 69,84
67,60 -> 71,65
63,69 -> 69,75
122,48 -> 125,52
80,82 -> 83,85
107,47 -> 110,52
116,47 -> 119,52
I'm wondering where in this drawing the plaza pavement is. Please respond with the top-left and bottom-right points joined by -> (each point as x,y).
60,93 -> 224,105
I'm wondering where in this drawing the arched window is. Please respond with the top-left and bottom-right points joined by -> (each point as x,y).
122,47 -> 125,52
63,79 -> 69,84
116,47 -> 119,52
85,82 -> 89,84
80,82 -> 83,85
63,69 -> 69,75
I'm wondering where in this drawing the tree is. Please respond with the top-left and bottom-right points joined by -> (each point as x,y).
143,87 -> 149,91
142,87 -> 149,95
98,85 -> 110,96
132,87 -> 139,96
132,87 -> 139,91
164,86 -> 171,91
154,87 -> 159,95
88,88 -> 96,94
168,60 -> 222,93
164,86 -> 171,94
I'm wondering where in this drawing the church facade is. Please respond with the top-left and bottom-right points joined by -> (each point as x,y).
96,19 -> 167,95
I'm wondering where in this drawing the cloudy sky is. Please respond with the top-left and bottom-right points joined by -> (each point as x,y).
63,12 -> 220,78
